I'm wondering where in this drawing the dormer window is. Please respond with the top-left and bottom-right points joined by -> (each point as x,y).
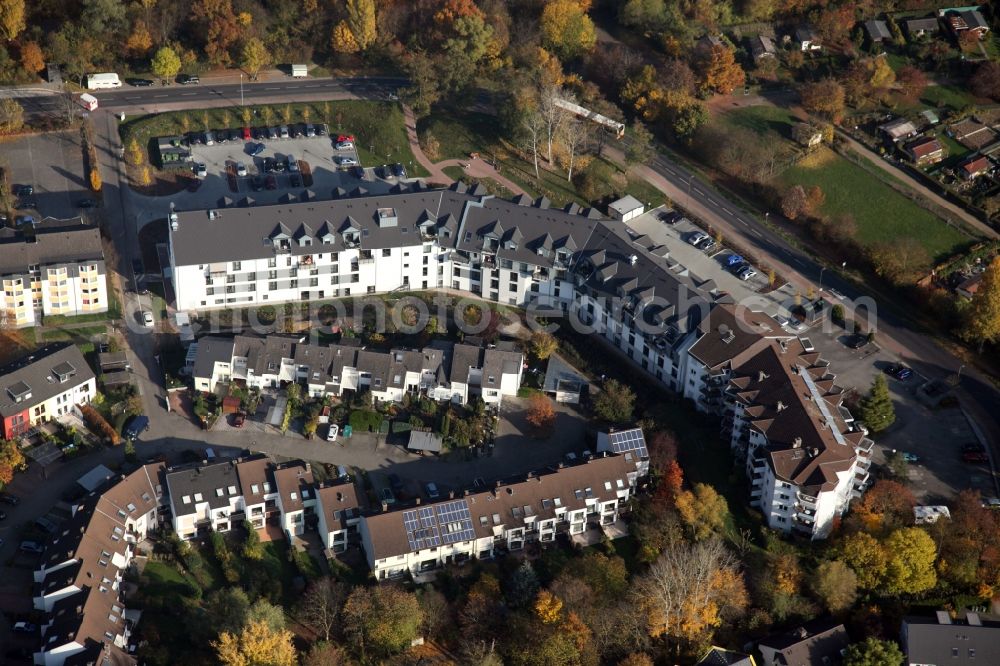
52,362 -> 76,383
7,381 -> 31,402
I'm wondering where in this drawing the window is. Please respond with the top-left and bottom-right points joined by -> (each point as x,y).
216,488 -> 224,497
382,248 -> 391,257
182,495 -> 191,504
251,484 -> 260,494
290,492 -> 298,501
228,485 -> 237,494
194,493 -> 203,501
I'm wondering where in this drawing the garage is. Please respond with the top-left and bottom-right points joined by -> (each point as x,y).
607,194 -> 645,222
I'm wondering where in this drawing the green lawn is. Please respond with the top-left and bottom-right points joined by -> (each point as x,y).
720,105 -> 799,141
142,560 -> 201,602
120,101 -> 429,177
417,110 -> 499,161
780,147 -> 968,260
919,84 -> 979,111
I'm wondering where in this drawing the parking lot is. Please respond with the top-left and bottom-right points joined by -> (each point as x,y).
156,127 -> 413,212
3,131 -> 92,220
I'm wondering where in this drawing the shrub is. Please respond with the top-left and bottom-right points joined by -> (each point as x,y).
81,404 -> 120,445
349,409 -> 383,432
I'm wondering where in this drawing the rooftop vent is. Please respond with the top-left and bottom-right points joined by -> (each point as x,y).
758,371 -> 769,382
792,437 -> 803,448
208,209 -> 219,220
776,401 -> 786,412
628,254 -> 638,265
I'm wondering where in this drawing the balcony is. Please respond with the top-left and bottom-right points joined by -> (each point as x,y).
482,254 -> 496,269
796,491 -> 818,508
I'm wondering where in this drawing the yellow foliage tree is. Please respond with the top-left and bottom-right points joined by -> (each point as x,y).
89,168 -> 102,193
695,44 -> 746,95
540,0 -> 597,60
840,532 -> 887,590
346,0 -> 376,50
213,619 -> 297,666
772,553 -> 803,596
125,21 -> 154,58
963,257 -> 1000,350
0,0 -> 26,41
126,138 -> 144,167
19,41 -> 44,74
675,482 -> 729,541
140,166 -> 152,187
331,20 -> 360,53
0,438 -> 27,484
533,590 -> 563,624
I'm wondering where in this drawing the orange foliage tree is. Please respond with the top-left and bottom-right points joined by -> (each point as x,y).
526,393 -> 556,430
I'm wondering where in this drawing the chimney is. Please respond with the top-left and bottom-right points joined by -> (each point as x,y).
776,401 -> 786,412
463,489 -> 470,496
557,462 -> 564,469
496,480 -> 502,488
758,371 -> 769,382
792,437 -> 803,449
381,501 -> 388,512
448,490 -> 455,499
415,497 -> 421,505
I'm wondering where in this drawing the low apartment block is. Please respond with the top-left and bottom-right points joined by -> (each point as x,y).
33,463 -> 164,666
0,219 -> 108,328
0,343 -> 97,439
191,333 -> 523,407
359,453 -> 634,580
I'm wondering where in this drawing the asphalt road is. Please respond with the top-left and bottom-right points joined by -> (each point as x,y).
13,76 -> 407,117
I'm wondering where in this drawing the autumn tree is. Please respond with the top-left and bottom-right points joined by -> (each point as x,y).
0,438 -> 26,485
534,590 -> 564,624
883,527 -> 937,595
341,585 -> 422,661
781,185 -> 808,220
0,0 -> 26,41
346,0 -> 376,51
529,330 -> 558,360
126,138 -> 144,167
962,257 -> 1000,351
843,638 -> 905,666
302,642 -> 346,666
331,21 -> 360,53
811,560 -> 858,612
89,168 -> 102,192
694,44 -> 745,95
971,61 -> 1000,101
0,98 -> 24,135
799,78 -> 846,121
633,537 -> 747,647
625,121 -> 654,166
868,238 -> 930,285
18,41 -> 44,75
675,482 -> 729,541
859,374 -> 895,433
593,379 -> 636,423
151,46 -> 181,80
854,480 -> 916,532
190,0 -> 244,66
840,532 -> 888,591
297,578 -> 345,642
240,37 -> 270,78
213,618 -> 297,666
541,0 -> 597,61
125,21 -> 153,58
401,52 -> 441,117
526,393 -> 556,430
897,66 -> 928,101
646,429 -> 678,472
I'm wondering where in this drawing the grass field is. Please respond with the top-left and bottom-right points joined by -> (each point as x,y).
780,147 -> 968,260
918,84 -> 979,111
120,100 -> 429,177
720,105 -> 799,141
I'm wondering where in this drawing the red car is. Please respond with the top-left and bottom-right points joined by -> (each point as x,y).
242,126 -> 251,140
963,450 -> 989,464
337,134 -> 355,143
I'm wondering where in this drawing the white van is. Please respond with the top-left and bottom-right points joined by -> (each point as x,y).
78,93 -> 99,111
86,73 -> 121,89
291,64 -> 307,78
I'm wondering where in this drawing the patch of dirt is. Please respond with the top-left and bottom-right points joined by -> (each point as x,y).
125,164 -> 195,196
300,161 -> 313,187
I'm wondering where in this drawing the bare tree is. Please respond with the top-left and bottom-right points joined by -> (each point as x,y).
297,578 -> 345,642
538,85 -> 570,165
559,115 -> 589,182
521,105 -> 546,179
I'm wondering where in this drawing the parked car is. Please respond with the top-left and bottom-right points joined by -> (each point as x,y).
658,210 -> 680,224
286,155 -> 299,172
250,176 -> 264,191
336,156 -> 358,166
289,174 -> 301,188
242,127 -> 252,140
279,125 -> 290,139
391,163 -> 407,178
899,452 -> 919,463
252,126 -> 266,139
194,162 -> 207,178
15,199 -> 36,209
249,142 -> 265,156
19,541 -> 44,554
963,450 -> 989,464
981,498 -> 1000,510
963,442 -> 986,453
236,162 -> 248,177
375,164 -> 390,179
16,184 -> 33,196
326,424 -> 339,442
388,473 -> 404,493
335,140 -> 354,150
687,231 -> 709,246
15,215 -> 35,226
35,517 -> 58,533
425,482 -> 440,500
316,124 -> 328,136
725,254 -> 745,267
738,266 -> 757,281
214,129 -> 228,144
846,334 -> 870,350
126,78 -> 154,87
141,310 -> 154,327
305,124 -> 316,137
264,174 -> 277,190
267,126 -> 279,140
177,73 -> 200,84
124,415 -> 149,441
352,166 -> 366,179
0,492 -> 20,505
337,134 -> 355,143
13,622 -> 37,633
290,124 -> 303,138
203,131 -> 214,146
232,412 -> 246,428
885,364 -> 913,381
697,238 -> 718,253
272,159 -> 286,173
0,510 -> 6,520
262,157 -> 276,173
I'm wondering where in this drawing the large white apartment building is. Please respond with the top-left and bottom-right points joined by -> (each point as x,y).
0,343 -> 97,439
0,219 -> 108,328
191,333 -> 523,407
360,453 -> 634,580
170,184 -> 869,537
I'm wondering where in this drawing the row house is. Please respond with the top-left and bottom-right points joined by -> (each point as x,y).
724,338 -> 872,539
33,463 -> 165,666
0,343 -> 97,439
192,333 -> 523,407
0,219 -> 108,328
359,453 -> 634,580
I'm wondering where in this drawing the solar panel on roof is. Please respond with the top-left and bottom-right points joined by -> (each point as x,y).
607,428 -> 648,459
403,499 -> 476,550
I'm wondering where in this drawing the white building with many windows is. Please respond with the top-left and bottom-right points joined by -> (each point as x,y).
0,219 -> 107,328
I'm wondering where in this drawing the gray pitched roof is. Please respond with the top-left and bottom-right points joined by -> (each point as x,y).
166,461 -> 242,517
191,337 -> 235,380
0,344 -> 95,418
0,219 -> 105,275
903,614 -> 1000,665
759,620 -> 849,665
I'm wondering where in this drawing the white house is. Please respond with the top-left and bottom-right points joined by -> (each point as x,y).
166,461 -> 245,539
315,480 -> 361,553
272,462 -> 317,538
360,453 -> 635,580
607,195 -> 644,222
